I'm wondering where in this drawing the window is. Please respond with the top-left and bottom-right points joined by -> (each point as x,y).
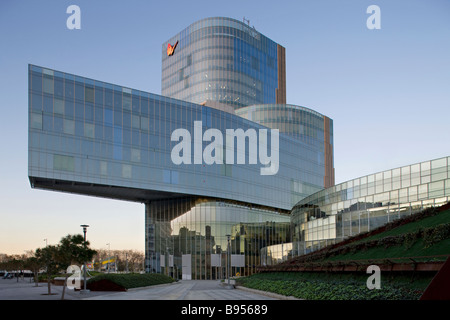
75,83 -> 84,101
84,123 -> 95,138
132,115 -> 140,129
85,87 -> 94,103
32,73 -> 42,92
64,119 -> 75,135
100,161 -> 107,175
163,170 -> 179,184
140,116 -> 149,131
54,78 -> 64,97
43,76 -> 54,94
32,93 -> 43,111
163,170 -> 171,183
122,164 -> 132,178
31,112 -> 43,130
54,154 -> 74,172
105,109 -> 113,126
54,98 -> 64,115
123,94 -> 131,111
131,148 -> 141,162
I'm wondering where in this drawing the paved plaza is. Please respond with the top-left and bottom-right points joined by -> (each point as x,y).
0,277 -> 290,300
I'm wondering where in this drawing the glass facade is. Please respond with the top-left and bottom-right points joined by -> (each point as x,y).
236,104 -> 332,142
28,65 -> 326,210
28,64 -> 330,279
146,197 -> 290,279
161,17 -> 283,109
290,157 -> 450,256
236,104 -> 335,187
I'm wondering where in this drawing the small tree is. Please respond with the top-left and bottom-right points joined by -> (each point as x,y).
24,256 -> 43,287
8,258 -> 24,282
57,234 -> 96,300
35,245 -> 59,295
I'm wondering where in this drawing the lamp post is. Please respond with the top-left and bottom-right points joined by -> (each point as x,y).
106,243 -> 110,273
226,234 -> 232,289
166,246 -> 170,277
80,225 -> 90,294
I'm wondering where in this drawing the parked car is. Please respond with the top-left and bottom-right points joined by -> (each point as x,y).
2,272 -> 13,279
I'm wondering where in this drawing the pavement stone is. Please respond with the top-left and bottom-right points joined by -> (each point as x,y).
0,278 -> 282,300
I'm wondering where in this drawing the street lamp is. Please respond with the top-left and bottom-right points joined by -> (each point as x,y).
106,243 -> 110,273
80,225 -> 89,294
226,234 -> 233,289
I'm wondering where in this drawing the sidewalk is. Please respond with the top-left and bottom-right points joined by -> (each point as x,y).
0,278 -> 286,300
0,278 -> 110,300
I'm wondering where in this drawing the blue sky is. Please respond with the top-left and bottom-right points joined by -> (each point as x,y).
0,0 -> 449,255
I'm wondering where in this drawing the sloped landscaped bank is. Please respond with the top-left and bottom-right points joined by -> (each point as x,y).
246,205 -> 450,300
261,206 -> 450,273
86,273 -> 174,291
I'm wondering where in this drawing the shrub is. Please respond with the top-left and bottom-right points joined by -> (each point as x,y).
87,273 -> 174,291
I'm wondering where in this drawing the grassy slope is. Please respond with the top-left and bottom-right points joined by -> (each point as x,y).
357,208 -> 450,242
325,208 -> 450,262
237,207 -> 450,300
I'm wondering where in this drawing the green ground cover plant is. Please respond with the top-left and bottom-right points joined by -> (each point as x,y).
236,272 -> 428,300
87,273 -> 174,290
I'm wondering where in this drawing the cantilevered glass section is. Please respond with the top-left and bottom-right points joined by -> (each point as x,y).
28,65 -> 324,210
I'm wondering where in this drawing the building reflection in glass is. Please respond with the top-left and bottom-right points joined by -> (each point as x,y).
145,197 -> 290,279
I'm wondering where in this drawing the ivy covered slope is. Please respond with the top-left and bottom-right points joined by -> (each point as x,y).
237,204 -> 450,300
237,272 -> 424,300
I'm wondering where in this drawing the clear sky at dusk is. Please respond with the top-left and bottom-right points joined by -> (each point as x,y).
1,0 -> 449,255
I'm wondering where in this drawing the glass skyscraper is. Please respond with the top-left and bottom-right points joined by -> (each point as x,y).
28,17 -> 335,279
162,17 -> 286,109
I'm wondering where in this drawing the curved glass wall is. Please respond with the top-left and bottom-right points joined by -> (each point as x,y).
161,17 -> 281,109
146,197 -> 290,279
236,104 -> 330,141
236,104 -> 335,188
260,242 -> 293,266
291,157 -> 450,256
